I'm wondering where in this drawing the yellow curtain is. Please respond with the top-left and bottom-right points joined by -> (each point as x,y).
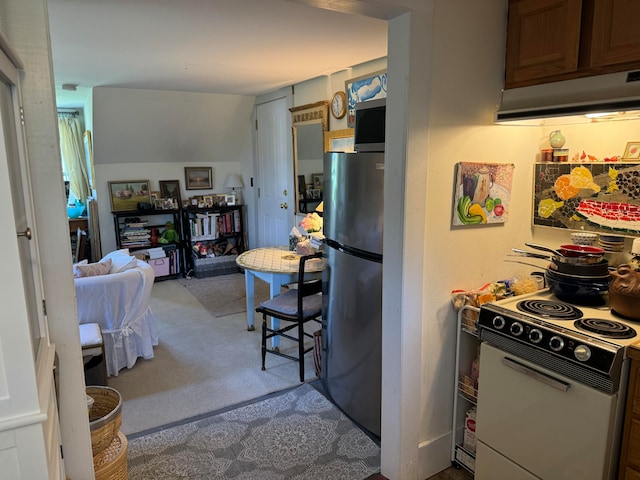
59,115 -> 91,204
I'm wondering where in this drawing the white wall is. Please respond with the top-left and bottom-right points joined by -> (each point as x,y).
92,87 -> 255,254
412,1 -> 640,478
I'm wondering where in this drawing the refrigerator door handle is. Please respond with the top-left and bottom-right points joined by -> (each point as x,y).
325,238 -> 383,263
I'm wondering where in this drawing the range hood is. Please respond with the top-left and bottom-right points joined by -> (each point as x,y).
496,70 -> 640,123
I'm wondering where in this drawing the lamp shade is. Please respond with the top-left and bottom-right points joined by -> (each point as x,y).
315,201 -> 323,213
224,173 -> 244,189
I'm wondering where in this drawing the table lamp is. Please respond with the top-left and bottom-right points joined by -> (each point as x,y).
224,173 -> 244,204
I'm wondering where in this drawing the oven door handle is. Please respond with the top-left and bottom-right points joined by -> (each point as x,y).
502,357 -> 571,392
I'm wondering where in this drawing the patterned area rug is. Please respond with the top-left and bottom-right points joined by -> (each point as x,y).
127,384 -> 380,479
177,272 -> 271,317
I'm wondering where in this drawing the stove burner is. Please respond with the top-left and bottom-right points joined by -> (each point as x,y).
574,318 -> 637,339
517,299 -> 583,320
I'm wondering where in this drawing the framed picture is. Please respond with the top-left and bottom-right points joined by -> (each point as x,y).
159,180 -> 182,206
312,173 -> 324,190
623,142 -> 640,160
226,194 -> 236,206
108,180 -> 150,212
161,198 -> 174,210
345,70 -> 387,127
154,199 -> 164,210
203,195 -> 214,207
150,191 -> 160,204
324,128 -> 355,152
185,167 -> 213,190
308,188 -> 321,199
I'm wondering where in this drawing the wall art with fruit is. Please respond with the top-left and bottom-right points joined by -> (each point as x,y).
452,162 -> 515,227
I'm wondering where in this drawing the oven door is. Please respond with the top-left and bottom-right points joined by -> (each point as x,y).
476,343 -> 619,480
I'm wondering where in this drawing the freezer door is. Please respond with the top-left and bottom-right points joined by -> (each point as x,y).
322,246 -> 382,437
323,152 -> 384,255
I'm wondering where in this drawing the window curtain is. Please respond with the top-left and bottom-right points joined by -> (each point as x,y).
58,113 -> 91,204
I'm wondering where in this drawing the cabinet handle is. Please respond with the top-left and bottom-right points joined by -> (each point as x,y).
17,227 -> 32,240
502,356 -> 570,392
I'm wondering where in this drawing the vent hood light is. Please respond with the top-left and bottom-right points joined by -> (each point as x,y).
495,70 -> 640,124
584,111 -> 620,118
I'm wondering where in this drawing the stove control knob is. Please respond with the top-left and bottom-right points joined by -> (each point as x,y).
574,345 -> 592,362
549,336 -> 564,352
510,322 -> 524,336
529,329 -> 543,344
492,315 -> 506,330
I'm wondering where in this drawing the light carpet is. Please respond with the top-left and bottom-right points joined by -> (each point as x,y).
177,273 -> 271,317
109,277 -> 319,435
127,383 -> 380,480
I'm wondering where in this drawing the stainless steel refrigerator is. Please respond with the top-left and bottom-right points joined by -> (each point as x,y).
321,151 -> 383,438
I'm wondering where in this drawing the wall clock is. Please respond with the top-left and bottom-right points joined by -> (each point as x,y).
331,91 -> 347,119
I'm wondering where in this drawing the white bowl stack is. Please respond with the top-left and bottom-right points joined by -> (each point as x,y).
570,232 -> 598,246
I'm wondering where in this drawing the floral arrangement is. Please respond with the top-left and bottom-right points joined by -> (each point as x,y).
298,212 -> 323,233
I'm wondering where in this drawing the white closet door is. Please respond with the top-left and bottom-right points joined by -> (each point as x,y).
255,97 -> 292,247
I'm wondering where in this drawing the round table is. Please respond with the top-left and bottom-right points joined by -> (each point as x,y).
236,246 -> 325,345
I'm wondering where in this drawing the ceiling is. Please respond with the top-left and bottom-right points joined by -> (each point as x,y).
47,0 -> 389,97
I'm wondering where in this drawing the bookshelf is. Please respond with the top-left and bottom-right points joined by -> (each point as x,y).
111,209 -> 184,279
181,205 -> 245,277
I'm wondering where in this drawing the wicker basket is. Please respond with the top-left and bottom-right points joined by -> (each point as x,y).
87,386 -> 122,457
94,431 -> 128,480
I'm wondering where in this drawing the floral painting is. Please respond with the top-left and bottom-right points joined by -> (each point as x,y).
533,162 -> 640,234
452,162 -> 515,227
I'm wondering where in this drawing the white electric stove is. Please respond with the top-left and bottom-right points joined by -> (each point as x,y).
474,289 -> 634,480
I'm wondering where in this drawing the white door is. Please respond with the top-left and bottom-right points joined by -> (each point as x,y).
255,97 -> 292,247
0,42 -> 62,479
0,67 -> 47,357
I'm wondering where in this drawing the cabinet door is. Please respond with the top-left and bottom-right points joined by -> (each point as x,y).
505,0 -> 583,88
589,0 -> 640,67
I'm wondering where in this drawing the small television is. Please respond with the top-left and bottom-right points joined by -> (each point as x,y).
354,98 -> 386,152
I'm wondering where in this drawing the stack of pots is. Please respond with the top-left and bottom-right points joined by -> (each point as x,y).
524,243 -> 610,305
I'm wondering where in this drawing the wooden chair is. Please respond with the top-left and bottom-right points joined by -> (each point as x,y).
256,252 -> 323,382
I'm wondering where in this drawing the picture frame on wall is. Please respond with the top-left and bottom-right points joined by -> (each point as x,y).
312,173 -> 324,190
159,180 -> 182,206
324,128 -> 355,153
623,142 -> 640,160
345,70 -> 387,127
108,180 -> 150,212
185,167 -> 213,190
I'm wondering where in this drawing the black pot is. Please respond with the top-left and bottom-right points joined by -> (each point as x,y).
548,258 -> 610,277
544,270 -> 610,305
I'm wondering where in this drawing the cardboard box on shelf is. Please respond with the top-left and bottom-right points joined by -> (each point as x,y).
463,406 -> 477,454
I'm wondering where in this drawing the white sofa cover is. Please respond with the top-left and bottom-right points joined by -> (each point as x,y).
75,259 -> 158,376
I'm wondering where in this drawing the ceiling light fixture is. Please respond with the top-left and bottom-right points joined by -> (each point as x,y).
61,84 -> 77,91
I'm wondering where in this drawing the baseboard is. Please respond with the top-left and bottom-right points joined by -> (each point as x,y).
418,430 -> 453,479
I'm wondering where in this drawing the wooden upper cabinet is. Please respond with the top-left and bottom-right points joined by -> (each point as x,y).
505,0 -> 583,87
505,0 -> 640,89
589,0 -> 640,67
